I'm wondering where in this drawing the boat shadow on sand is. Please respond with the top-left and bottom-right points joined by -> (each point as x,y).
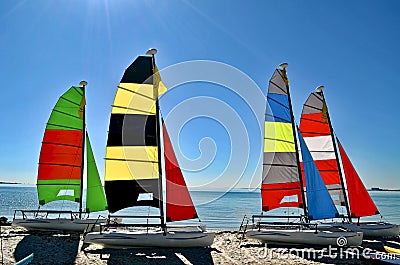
14,231 -> 80,264
83,245 -> 214,265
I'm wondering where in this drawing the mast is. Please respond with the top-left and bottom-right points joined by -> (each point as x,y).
78,80 -> 87,219
280,63 -> 309,221
317,86 -> 351,221
146,48 -> 165,228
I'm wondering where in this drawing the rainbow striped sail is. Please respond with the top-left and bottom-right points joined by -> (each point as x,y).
261,65 -> 304,212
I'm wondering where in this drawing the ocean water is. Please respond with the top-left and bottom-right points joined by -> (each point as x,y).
1,184 -> 400,230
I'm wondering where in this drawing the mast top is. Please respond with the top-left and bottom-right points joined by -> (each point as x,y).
278,63 -> 288,70
315,85 -> 325,92
79,81 -> 88,87
146,48 -> 158,56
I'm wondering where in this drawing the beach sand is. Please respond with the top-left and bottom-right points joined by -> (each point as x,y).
0,226 -> 390,264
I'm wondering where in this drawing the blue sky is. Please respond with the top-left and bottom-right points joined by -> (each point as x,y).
0,0 -> 399,189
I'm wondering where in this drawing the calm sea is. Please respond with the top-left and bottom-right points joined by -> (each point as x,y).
1,184 -> 399,230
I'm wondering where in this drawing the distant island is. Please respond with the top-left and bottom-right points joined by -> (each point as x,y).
370,187 -> 400,191
0,181 -> 20,184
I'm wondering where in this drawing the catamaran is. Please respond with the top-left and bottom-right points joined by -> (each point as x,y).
83,49 -> 214,248
12,81 -> 108,232
299,87 -> 399,238
244,64 -> 363,246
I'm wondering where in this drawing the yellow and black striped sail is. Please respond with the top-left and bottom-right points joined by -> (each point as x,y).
105,56 -> 167,213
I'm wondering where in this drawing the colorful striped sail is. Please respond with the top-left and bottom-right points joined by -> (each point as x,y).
163,123 -> 198,222
299,91 -> 346,206
298,130 -> 339,220
104,55 -> 167,213
37,86 -> 85,205
337,139 -> 379,218
261,66 -> 304,211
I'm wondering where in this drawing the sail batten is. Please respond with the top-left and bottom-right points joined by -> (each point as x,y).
117,86 -> 156,101
45,124 -> 82,130
111,105 -> 155,114
105,158 -> 158,163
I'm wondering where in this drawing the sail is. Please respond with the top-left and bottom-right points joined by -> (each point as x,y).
298,131 -> 339,220
261,68 -> 303,211
338,139 -> 379,217
163,123 -> 198,222
37,86 -> 85,205
104,55 -> 167,213
85,133 -> 108,213
299,92 -> 346,206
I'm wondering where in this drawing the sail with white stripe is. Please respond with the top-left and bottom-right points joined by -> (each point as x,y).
299,90 -> 346,207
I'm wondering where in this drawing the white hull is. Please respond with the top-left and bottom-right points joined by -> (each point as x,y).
246,228 -> 363,246
84,225 -> 215,248
332,222 -> 400,238
12,218 -> 106,232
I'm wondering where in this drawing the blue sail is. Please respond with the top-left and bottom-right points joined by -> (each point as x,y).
298,130 -> 339,220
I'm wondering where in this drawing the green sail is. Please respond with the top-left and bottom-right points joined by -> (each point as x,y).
85,133 -> 108,212
46,86 -> 84,130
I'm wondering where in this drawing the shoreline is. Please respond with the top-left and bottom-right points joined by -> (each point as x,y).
1,226 -> 393,264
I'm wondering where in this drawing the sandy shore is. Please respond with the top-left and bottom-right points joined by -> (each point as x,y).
0,225 -> 393,264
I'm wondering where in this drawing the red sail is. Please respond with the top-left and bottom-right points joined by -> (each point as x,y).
261,182 -> 303,211
38,130 -> 83,181
163,124 -> 198,222
338,140 -> 379,217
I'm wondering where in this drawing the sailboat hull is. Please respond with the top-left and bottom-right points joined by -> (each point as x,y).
332,222 -> 400,238
246,228 -> 363,246
84,225 -> 215,248
12,218 -> 106,232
